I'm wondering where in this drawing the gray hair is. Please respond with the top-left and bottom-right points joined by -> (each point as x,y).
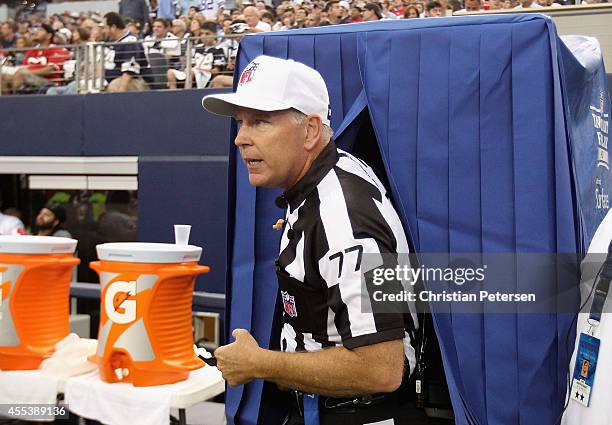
243,5 -> 261,17
288,109 -> 333,143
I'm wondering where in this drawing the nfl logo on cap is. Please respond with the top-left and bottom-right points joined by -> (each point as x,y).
239,61 -> 259,86
202,55 -> 331,127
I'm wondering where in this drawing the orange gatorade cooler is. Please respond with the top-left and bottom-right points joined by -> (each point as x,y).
0,235 -> 79,370
89,240 -> 210,386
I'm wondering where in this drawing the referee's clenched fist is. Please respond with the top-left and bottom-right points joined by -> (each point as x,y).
215,329 -> 262,387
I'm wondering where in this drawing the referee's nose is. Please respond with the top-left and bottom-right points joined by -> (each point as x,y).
233,116 -> 254,149
234,125 -> 252,149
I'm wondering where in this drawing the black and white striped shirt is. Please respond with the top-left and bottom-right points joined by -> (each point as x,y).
275,141 -> 418,375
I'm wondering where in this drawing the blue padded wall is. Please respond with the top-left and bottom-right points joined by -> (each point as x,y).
0,94 -> 84,155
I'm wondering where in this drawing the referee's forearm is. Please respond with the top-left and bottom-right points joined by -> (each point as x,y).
255,340 -> 404,397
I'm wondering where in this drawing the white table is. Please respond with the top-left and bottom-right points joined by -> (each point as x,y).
1,365 -> 225,425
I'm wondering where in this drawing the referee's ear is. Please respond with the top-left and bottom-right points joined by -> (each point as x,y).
303,114 -> 324,152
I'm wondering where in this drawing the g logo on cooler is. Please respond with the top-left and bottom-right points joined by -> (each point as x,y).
105,280 -> 136,324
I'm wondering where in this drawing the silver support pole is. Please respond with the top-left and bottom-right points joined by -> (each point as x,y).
82,43 -> 90,94
185,37 -> 193,89
74,45 -> 82,93
99,44 -> 105,92
91,44 -> 97,92
0,58 -> 4,97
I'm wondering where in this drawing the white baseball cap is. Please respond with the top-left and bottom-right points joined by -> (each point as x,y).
202,55 -> 331,126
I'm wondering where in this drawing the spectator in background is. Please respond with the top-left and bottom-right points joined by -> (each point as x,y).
1,21 -> 18,48
404,5 -> 420,16
172,18 -> 188,38
348,5 -> 363,22
413,1 -> 425,15
457,0 -> 482,11
295,7 -> 308,27
47,26 -> 91,95
218,17 -> 235,50
35,205 -> 72,238
124,19 -> 143,39
89,22 -> 105,42
119,0 -> 150,29
179,15 -> 192,30
280,6 -> 297,29
187,5 -> 199,19
102,12 -> 149,92
467,0 -> 482,10
435,0 -> 453,15
244,5 -> 272,31
325,0 -> 344,24
426,0 -> 445,15
305,11 -> 321,26
219,16 -> 232,34
514,0 -> 542,7
0,209 -> 25,235
167,21 -> 225,89
190,16 -> 205,37
79,18 -> 96,36
389,0 -> 406,17
54,28 -> 71,45
0,37 -> 32,72
143,18 -> 180,57
192,21 -> 226,87
166,18 -> 190,75
363,2 -> 383,20
210,21 -> 243,87
537,0 -> 563,5
17,21 -> 30,39
378,0 -> 396,18
51,18 -> 65,32
338,1 -> 352,22
14,35 -> 28,48
261,11 -> 276,27
71,27 -> 90,44
7,24 -> 70,94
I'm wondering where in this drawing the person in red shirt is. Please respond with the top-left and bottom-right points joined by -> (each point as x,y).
390,0 -> 406,16
8,24 -> 70,94
349,5 -> 364,22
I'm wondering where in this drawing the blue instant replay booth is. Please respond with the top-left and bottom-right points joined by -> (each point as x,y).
224,14 -> 611,425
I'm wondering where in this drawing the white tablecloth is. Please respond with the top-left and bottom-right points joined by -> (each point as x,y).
65,365 -> 224,425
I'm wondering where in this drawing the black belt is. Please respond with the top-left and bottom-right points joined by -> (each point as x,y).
292,390 -> 398,415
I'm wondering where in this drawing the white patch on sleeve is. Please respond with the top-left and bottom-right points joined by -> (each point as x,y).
284,232 -> 305,281
281,322 -> 297,352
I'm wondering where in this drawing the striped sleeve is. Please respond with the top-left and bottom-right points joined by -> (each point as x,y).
316,167 -> 407,350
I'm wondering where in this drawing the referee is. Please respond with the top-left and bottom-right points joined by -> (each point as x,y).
203,55 -> 427,425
